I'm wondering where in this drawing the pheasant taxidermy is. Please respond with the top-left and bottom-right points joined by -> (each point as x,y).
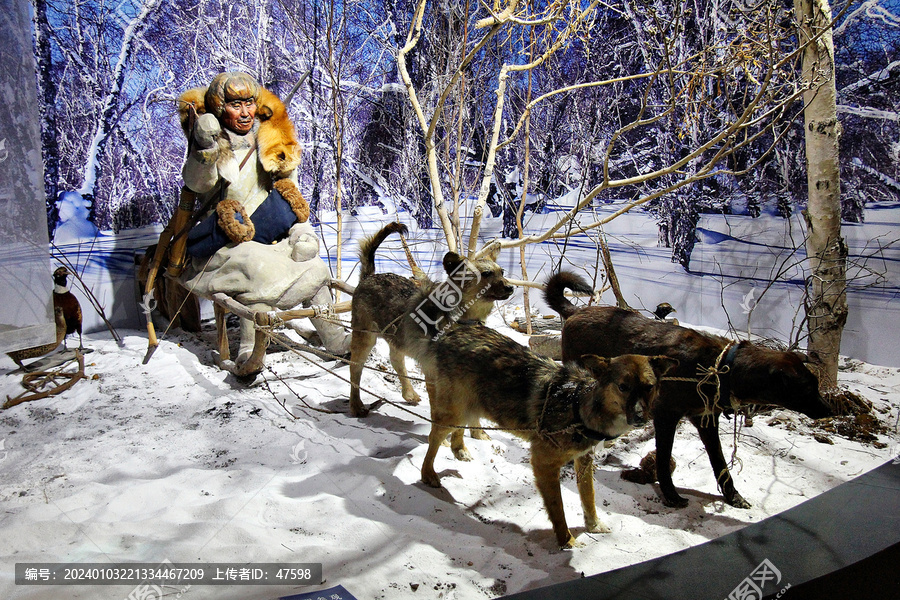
53,266 -> 83,349
6,306 -> 66,369
653,302 -> 677,322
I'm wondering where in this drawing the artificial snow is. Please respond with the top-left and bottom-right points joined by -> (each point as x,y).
0,310 -> 897,600
9,197 -> 898,598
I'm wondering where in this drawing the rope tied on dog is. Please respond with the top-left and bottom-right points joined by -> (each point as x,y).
259,328 -> 539,434
260,328 -> 612,442
658,341 -> 752,486
535,379 -> 615,449
662,341 -> 737,427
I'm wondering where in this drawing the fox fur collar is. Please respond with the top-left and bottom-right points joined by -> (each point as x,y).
177,86 -> 301,180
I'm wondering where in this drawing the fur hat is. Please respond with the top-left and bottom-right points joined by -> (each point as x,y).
204,72 -> 260,118
178,77 -> 301,179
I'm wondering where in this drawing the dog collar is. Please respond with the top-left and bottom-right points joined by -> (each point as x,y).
722,342 -> 740,369
569,383 -> 618,443
576,425 -> 617,443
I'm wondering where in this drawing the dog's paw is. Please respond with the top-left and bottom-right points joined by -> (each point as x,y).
453,447 -> 473,462
402,390 -> 422,405
585,520 -> 611,534
470,428 -> 491,441
726,493 -> 752,509
348,402 -> 369,418
421,472 -> 442,488
560,534 -> 584,550
663,495 -> 690,508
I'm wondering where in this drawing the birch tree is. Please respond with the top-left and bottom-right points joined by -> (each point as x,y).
795,0 -> 847,389
74,0 -> 163,200
833,0 -> 900,220
32,0 -> 59,231
37,0 -> 185,232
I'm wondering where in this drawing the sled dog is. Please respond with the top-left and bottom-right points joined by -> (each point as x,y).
418,321 -> 676,548
544,270 -> 833,508
348,223 -> 514,417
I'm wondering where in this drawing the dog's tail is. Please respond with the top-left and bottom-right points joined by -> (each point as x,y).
358,222 -> 409,281
544,271 -> 594,320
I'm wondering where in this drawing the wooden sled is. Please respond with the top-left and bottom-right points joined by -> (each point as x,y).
141,186 -> 354,377
3,350 -> 86,409
142,259 -> 353,377
202,281 -> 353,377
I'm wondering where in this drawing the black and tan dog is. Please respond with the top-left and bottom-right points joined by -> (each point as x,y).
348,223 -> 514,417
417,322 -> 677,549
545,271 -> 834,509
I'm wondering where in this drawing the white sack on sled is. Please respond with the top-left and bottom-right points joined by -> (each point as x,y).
181,222 -> 328,309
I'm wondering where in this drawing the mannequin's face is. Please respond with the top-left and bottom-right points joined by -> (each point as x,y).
222,98 -> 257,134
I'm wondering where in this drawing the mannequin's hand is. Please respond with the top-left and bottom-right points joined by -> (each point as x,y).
193,113 -> 221,149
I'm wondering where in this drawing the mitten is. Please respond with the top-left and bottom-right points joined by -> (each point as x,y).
193,113 -> 221,149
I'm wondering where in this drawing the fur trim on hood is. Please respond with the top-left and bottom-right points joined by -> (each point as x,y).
178,85 -> 301,179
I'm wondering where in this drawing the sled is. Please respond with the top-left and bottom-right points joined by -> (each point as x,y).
201,283 -> 353,377
3,350 -> 86,409
141,186 -> 355,377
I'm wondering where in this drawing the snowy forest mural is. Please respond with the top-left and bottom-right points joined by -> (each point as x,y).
26,0 -> 900,365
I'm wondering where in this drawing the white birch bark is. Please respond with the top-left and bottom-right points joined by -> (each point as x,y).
795,0 -> 848,389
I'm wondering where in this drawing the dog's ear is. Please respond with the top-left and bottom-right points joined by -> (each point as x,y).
483,241 -> 501,262
442,251 -> 465,274
651,356 -> 679,378
581,354 -> 609,377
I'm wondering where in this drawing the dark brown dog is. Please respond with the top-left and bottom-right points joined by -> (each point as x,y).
545,271 -> 833,508
417,321 -> 677,548
348,223 -> 514,417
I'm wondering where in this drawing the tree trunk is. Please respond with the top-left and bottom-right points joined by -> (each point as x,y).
795,0 -> 847,390
32,0 -> 59,236
671,193 -> 700,270
326,0 -> 344,299
307,3 -> 323,224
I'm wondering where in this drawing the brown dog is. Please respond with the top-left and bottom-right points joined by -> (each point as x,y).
545,271 -> 833,508
417,321 -> 677,548
348,223 -> 514,417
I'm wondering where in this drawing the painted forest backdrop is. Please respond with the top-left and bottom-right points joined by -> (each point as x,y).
26,0 -> 900,365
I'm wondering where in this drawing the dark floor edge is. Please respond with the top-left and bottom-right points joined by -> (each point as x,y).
761,542 -> 900,600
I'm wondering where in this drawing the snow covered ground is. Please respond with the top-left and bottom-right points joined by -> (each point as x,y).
0,308 -> 898,600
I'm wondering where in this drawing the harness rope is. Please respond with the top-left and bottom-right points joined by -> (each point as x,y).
660,341 -> 737,427
254,326 -> 755,488
155,285 -> 752,458
257,327 -> 599,440
657,340 -> 753,476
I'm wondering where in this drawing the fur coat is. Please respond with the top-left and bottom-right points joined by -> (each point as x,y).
178,86 -> 301,179
178,86 -> 309,241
